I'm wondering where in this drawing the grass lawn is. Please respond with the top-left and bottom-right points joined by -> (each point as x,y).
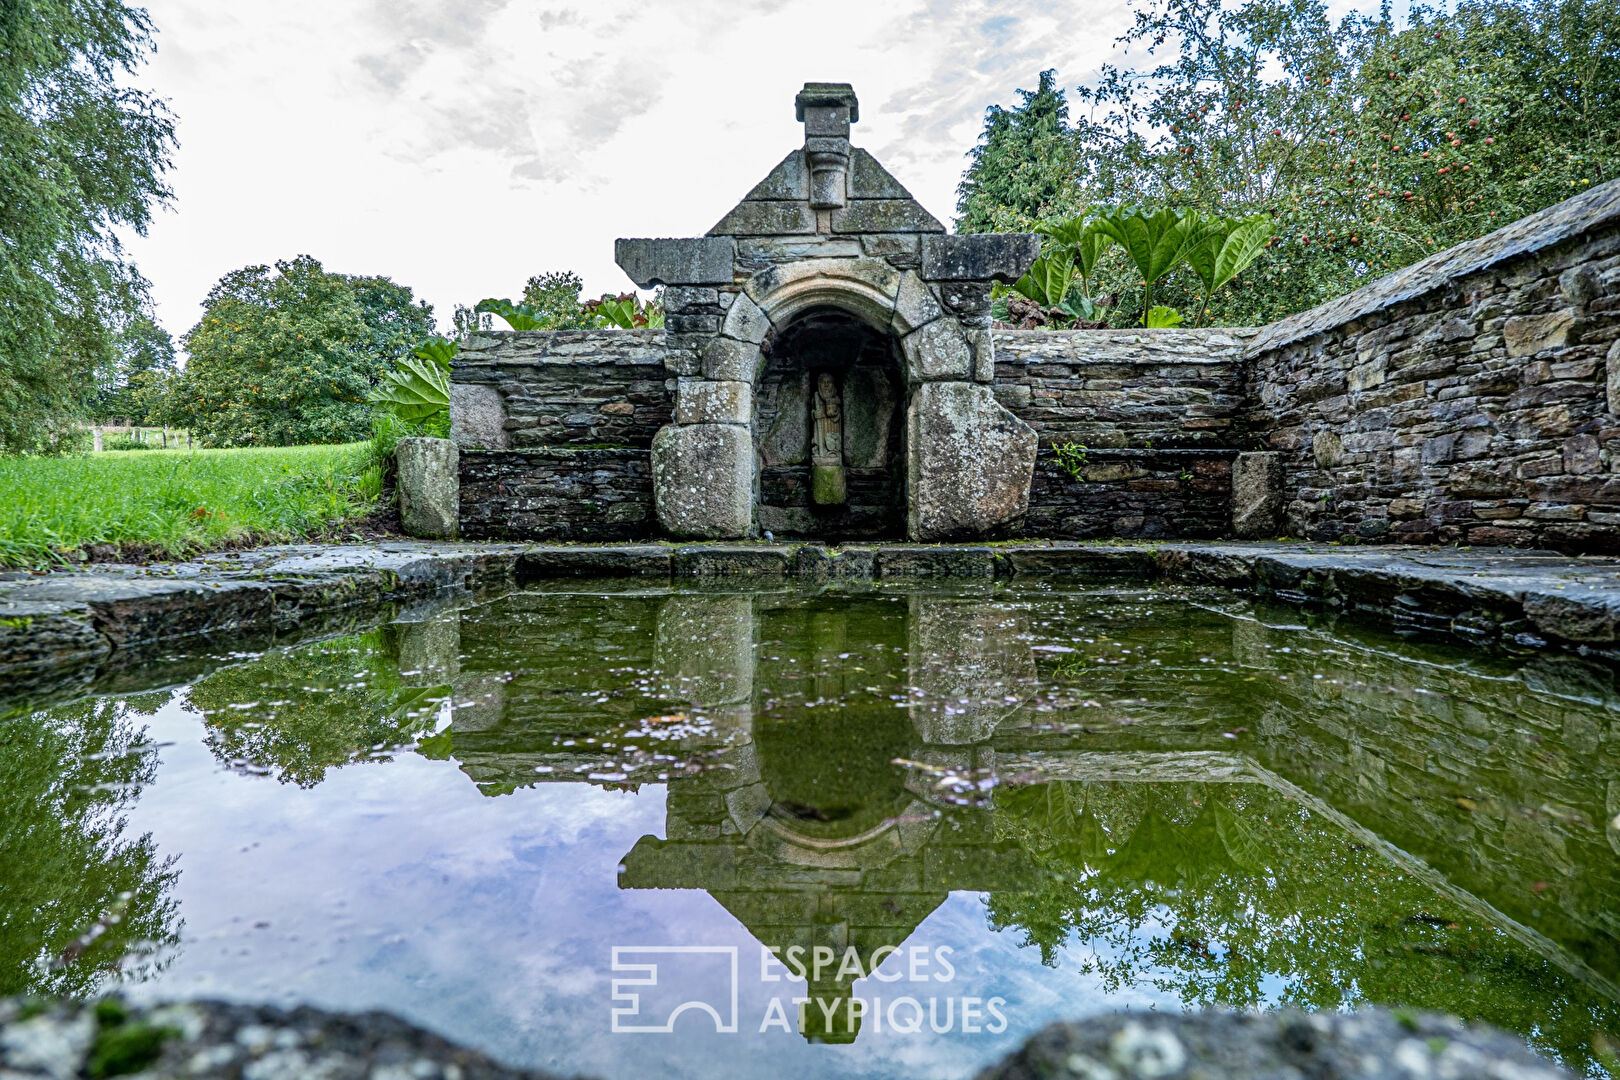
0,443 -> 384,568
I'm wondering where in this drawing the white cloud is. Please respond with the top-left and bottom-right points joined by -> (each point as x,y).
126,0 -> 1139,340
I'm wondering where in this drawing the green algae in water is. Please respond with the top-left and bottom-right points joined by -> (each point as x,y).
2,582 -> 1617,1077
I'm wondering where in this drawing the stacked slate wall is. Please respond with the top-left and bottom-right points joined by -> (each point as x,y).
1244,181 -> 1620,549
992,329 -> 1252,538
451,329 -> 669,541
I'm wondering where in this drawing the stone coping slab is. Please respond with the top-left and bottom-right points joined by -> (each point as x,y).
8,540 -> 1620,688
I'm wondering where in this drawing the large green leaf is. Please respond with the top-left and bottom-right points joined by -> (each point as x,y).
1012,249 -> 1076,309
1093,207 -> 1208,287
474,298 -> 547,331
411,336 -> 457,371
1183,219 -> 1231,297
1212,215 -> 1274,291
369,354 -> 448,422
1035,214 -> 1114,294
1145,305 -> 1185,328
1186,214 -> 1274,296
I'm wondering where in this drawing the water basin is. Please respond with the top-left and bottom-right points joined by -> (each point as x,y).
4,581 -> 1618,1077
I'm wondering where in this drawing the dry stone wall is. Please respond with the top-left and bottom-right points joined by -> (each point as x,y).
993,329 -> 1252,538
1244,181 -> 1620,549
458,447 -> 654,541
450,330 -> 668,542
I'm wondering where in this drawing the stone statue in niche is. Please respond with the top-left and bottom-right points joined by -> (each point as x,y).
810,371 -> 846,506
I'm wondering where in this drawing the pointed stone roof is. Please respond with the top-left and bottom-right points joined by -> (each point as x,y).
708,148 -> 944,237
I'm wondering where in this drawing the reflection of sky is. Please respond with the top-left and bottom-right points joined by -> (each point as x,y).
122,693 -> 1184,1079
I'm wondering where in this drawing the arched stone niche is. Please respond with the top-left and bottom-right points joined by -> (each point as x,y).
756,306 -> 905,539
618,82 -> 1042,541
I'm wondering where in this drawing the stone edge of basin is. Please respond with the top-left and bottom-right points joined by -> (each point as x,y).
0,998 -> 1578,1080
6,540 -> 1620,682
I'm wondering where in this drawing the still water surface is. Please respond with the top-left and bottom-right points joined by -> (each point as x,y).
5,582 -> 1619,1077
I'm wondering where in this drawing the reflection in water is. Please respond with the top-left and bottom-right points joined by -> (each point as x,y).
5,582 -> 1620,1075
0,694 -> 178,997
188,622 -> 450,786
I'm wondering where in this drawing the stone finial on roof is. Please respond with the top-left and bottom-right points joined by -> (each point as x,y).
795,82 -> 859,126
796,83 -> 858,210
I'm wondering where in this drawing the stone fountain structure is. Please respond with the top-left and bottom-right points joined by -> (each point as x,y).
613,83 -> 1040,541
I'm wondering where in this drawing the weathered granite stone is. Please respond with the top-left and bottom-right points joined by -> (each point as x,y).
662,285 -> 720,313
0,998 -> 1574,1080
396,437 -> 459,540
516,544 -> 671,577
710,201 -> 818,237
968,326 -> 995,383
902,319 -> 973,381
651,423 -> 752,538
744,256 -> 900,307
981,1009 -> 1576,1080
450,383 -> 508,449
672,544 -> 791,577
675,379 -> 751,426
702,335 -> 760,381
1232,452 -> 1283,538
906,382 -> 1038,540
721,292 -> 771,344
830,199 -> 944,234
1608,339 -> 1620,416
742,151 -> 809,201
1000,546 -> 1159,577
920,233 -> 1041,282
893,271 -> 943,332
847,148 -> 911,199
615,236 -> 735,287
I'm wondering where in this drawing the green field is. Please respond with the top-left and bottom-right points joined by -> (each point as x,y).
0,443 -> 383,567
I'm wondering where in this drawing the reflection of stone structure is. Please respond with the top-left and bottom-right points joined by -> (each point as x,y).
436,585 -> 1620,1022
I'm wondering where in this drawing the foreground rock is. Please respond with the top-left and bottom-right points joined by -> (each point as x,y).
0,998 -> 557,1080
979,1009 -> 1576,1080
0,1000 -> 1576,1080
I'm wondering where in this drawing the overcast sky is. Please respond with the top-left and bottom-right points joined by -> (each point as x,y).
123,0 -> 1152,340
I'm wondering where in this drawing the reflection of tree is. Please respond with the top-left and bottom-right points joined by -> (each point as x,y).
0,696 -> 179,997
988,781 -> 1620,1074
187,629 -> 446,787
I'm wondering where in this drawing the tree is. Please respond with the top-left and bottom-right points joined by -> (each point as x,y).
956,71 -> 1081,233
175,256 -> 435,446
90,314 -> 175,425
0,0 -> 176,453
961,0 -> 1620,326
520,270 -> 595,330
348,275 -> 436,363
